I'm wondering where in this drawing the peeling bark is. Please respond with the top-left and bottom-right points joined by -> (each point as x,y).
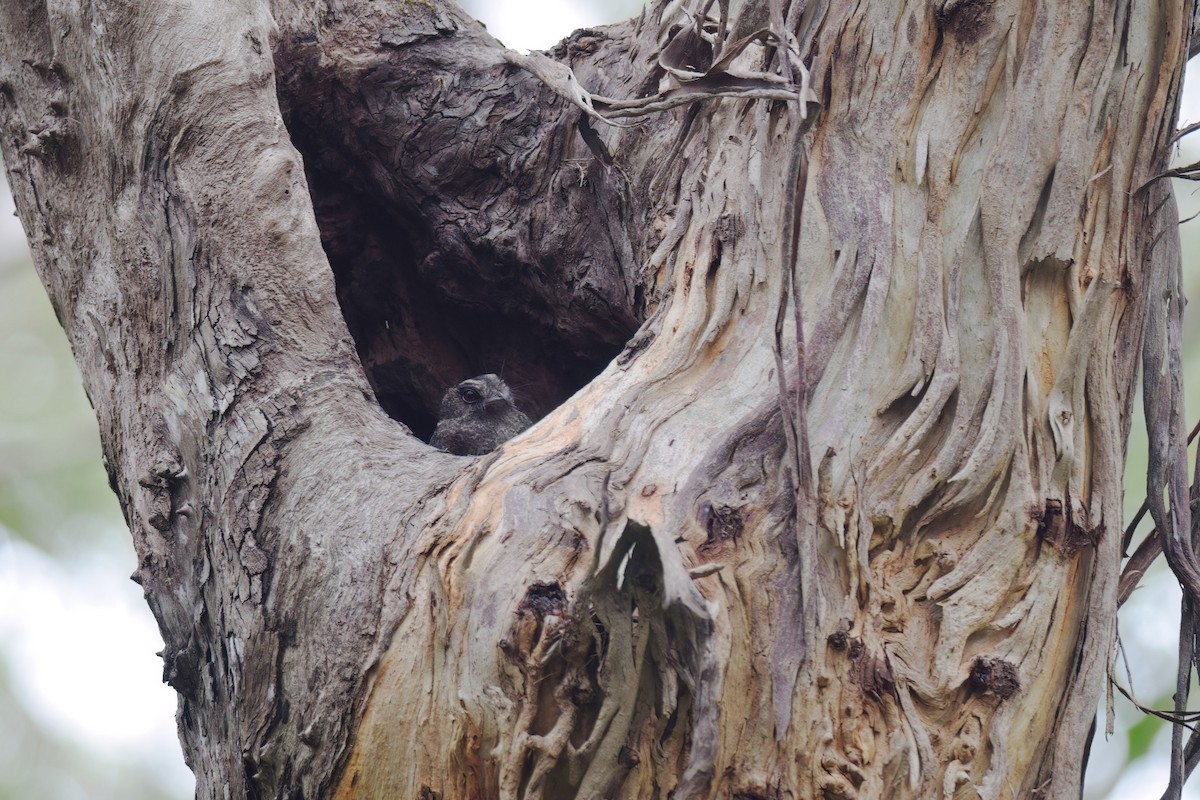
0,0 -> 1190,798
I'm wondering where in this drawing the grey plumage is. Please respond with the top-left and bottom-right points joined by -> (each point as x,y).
429,374 -> 532,456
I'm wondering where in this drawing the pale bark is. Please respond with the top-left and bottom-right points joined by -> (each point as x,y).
0,1 -> 1190,799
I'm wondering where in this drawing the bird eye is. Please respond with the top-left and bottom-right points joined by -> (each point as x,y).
459,388 -> 482,403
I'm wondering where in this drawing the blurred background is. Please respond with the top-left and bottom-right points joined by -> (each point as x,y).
0,1 -> 1196,797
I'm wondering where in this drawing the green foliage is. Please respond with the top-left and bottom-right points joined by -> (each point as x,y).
1126,714 -> 1163,763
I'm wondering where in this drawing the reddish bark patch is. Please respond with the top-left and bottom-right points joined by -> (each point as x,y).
519,582 -> 568,619
847,640 -> 896,699
937,0 -> 993,47
734,789 -> 780,800
698,501 -> 744,553
969,656 -> 1019,700
829,635 -> 896,699
1034,498 -> 1098,557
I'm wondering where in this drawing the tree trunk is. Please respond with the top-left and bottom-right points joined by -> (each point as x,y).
0,0 -> 1189,798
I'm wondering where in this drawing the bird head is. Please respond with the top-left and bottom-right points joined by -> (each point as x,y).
445,374 -> 516,418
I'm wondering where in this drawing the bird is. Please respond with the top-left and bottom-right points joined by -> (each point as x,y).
429,374 -> 532,456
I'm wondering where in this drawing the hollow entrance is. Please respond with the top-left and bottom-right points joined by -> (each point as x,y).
304,166 -> 637,442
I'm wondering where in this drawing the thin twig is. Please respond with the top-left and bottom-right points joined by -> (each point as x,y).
1171,119 -> 1200,146
1118,527 -> 1161,607
1112,679 -> 1200,729
1122,417 -> 1200,559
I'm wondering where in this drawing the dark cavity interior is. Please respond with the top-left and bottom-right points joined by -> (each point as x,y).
302,166 -> 635,442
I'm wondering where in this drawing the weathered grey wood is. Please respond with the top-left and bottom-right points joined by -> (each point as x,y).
0,0 -> 1190,797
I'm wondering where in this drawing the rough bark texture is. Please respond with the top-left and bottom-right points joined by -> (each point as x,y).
0,0 -> 1189,798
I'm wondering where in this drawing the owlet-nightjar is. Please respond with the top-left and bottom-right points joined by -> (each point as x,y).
429,374 -> 532,456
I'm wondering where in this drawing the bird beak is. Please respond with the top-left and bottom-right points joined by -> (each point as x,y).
484,397 -> 509,411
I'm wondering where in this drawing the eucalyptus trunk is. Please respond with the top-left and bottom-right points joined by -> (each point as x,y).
0,0 -> 1189,798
